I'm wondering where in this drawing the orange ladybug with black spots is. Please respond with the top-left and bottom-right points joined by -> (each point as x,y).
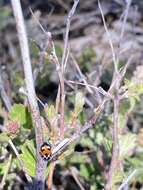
39,142 -> 52,161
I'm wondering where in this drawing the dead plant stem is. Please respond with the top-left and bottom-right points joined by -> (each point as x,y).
60,0 -> 79,138
47,161 -> 56,190
10,0 -> 46,189
105,94 -> 120,190
98,0 -> 118,73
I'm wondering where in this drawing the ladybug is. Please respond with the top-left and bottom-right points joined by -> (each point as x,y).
39,142 -> 52,161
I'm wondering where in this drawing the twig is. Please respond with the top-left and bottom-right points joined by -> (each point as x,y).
55,86 -> 61,115
29,1 -> 79,140
61,0 -> 79,70
98,0 -> 131,190
70,54 -> 93,94
50,99 -> 106,161
19,87 -> 45,108
103,1 -> 133,186
105,91 -> 120,190
59,0 -> 79,138
47,88 -> 61,190
118,169 -> 137,190
47,161 -> 56,190
102,59 -> 131,189
50,59 -> 131,186
98,0 -> 118,73
29,7 -> 46,34
67,80 -> 113,99
10,0 -> 46,189
48,61 -> 129,162
97,3 -> 130,188
69,167 -> 86,190
103,20 -> 132,190
64,80 -> 94,108
48,37 -> 65,138
119,0 -> 132,42
119,56 -> 133,80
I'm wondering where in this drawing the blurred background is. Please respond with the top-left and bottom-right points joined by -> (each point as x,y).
0,0 -> 143,190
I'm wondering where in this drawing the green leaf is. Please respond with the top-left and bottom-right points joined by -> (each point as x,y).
25,140 -> 36,156
68,154 -> 88,164
80,163 -> 95,180
9,104 -> 26,125
0,155 -> 12,176
80,164 -> 90,179
127,155 -> 143,169
30,40 -> 39,58
119,133 -> 137,159
54,43 -> 63,57
0,133 -> 10,142
124,79 -> 143,99
45,104 -> 56,122
20,140 -> 36,176
103,138 -> 112,153
74,91 -> 85,116
9,104 -> 32,129
128,97 -> 136,113
119,114 -> 126,128
0,162 -> 5,175
96,132 -> 104,145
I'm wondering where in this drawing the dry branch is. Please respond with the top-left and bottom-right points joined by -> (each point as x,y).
10,0 -> 46,189
60,0 -> 79,138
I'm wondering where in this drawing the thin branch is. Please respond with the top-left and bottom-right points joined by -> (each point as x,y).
50,98 -> 106,161
119,0 -> 132,42
95,4 -> 131,184
70,54 -> 93,94
59,0 -> 79,138
55,86 -> 61,115
29,7 -> 46,34
50,62 -> 130,159
103,4 -> 133,185
48,61 -> 131,162
105,92 -> 120,190
48,36 -> 66,139
19,87 -> 45,108
10,0 -> 46,189
118,169 -> 137,190
119,56 -> 133,80
97,5 -> 133,188
65,80 -> 94,108
98,0 -> 118,73
67,80 -> 113,99
47,161 -> 56,190
29,1 -> 79,140
69,167 -> 86,190
61,0 -> 79,71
